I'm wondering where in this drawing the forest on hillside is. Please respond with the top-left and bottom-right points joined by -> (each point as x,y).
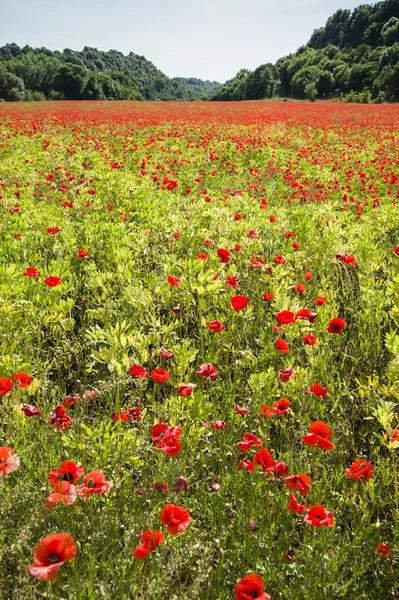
213,0 -> 399,102
0,44 -> 221,102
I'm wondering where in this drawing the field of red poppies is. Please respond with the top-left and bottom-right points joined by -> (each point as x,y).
1,100 -> 399,599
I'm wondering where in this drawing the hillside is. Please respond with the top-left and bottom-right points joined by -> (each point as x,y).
0,44 -> 221,101
213,0 -> 399,102
172,77 -> 222,97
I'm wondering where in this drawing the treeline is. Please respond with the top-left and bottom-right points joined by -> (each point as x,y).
172,77 -> 222,97
0,44 -> 220,102
213,0 -> 399,103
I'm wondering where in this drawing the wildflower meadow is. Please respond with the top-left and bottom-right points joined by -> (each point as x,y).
1,100 -> 399,599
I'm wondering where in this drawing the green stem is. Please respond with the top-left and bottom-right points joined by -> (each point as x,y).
392,449 -> 398,522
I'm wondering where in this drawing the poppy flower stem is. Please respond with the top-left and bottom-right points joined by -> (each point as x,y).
392,449 -> 399,522
196,294 -> 205,361
152,381 -> 158,409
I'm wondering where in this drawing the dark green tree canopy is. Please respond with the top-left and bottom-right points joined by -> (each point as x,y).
213,0 -> 399,103
0,44 -> 222,101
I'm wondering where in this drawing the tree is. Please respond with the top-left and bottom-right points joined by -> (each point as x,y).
0,67 -> 25,101
53,64 -> 88,99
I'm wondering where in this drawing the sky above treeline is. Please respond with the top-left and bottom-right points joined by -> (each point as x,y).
1,0 -> 375,82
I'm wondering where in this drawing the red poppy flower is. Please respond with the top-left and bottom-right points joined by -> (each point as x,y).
285,473 -> 311,496
127,407 -> 142,421
45,481 -> 77,510
304,505 -> 334,528
48,461 -> 84,487
302,421 -> 334,451
47,227 -> 60,235
247,229 -> 259,239
274,461 -> 289,477
24,267 -> 41,278
327,318 -> 347,334
160,504 -> 191,535
226,275 -> 239,287
253,448 -> 276,472
276,310 -> 296,325
287,493 -> 308,514
305,272 -> 313,280
386,429 -> 399,443
197,253 -> 209,261
207,320 -> 225,333
313,296 -> 327,305
152,423 -> 182,457
21,404 -> 42,417
156,434 -> 182,457
234,213 -> 242,220
113,410 -> 130,422
296,308 -> 317,323
308,383 -> 328,398
77,249 -> 88,259
152,482 -> 169,493
236,405 -> 249,415
168,275 -> 181,286
291,242 -> 300,250
394,247 -> 399,256
231,296 -> 249,312
62,394 -> 81,408
49,406 -> 72,431
133,530 -> 165,560
151,423 -> 172,440
76,471 -> 112,498
260,404 -> 276,418
279,368 -> 296,382
196,363 -> 218,379
346,459 -> 374,482
303,334 -> 317,345
376,543 -> 390,557
217,248 -> 231,263
151,368 -> 170,382
270,215 -> 276,222
275,338 -> 290,354
273,398 -> 291,415
212,420 -> 226,429
234,573 -> 271,600
177,384 -> 193,397
27,533 -> 77,581
237,432 -> 263,451
238,459 -> 256,472
336,254 -> 356,266
0,377 -> 12,396
158,348 -> 174,362
0,446 -> 20,476
44,276 -> 62,287
274,255 -> 286,265
113,406 -> 143,422
295,284 -> 306,293
263,293 -> 275,301
129,364 -> 149,378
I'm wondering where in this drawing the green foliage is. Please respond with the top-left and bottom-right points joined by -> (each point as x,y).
0,66 -> 24,101
173,77 -> 223,99
0,44 -> 221,102
213,0 -> 399,102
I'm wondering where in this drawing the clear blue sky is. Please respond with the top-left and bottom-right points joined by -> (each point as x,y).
1,0 -> 375,82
